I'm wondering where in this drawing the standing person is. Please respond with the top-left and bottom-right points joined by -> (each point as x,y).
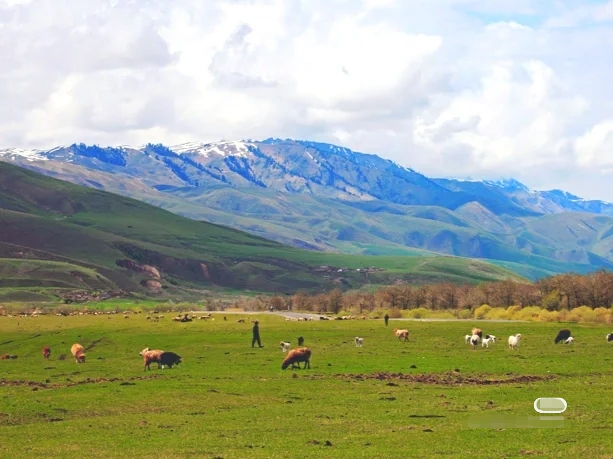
384,314 -> 389,326
252,320 -> 263,348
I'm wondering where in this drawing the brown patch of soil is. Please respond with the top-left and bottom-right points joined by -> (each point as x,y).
0,374 -> 163,390
337,372 -> 555,385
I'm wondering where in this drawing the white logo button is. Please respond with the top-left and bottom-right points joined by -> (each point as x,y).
534,398 -> 567,414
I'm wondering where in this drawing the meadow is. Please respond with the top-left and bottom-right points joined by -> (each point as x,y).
1,312 -> 612,458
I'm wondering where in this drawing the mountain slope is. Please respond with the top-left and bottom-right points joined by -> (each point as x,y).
3,139 -> 613,279
0,161 -> 520,299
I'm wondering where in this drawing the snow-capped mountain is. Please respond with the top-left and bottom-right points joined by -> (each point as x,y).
2,139 -> 612,216
6,138 -> 613,278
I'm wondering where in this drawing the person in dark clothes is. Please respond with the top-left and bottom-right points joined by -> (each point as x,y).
384,314 -> 389,326
252,320 -> 263,348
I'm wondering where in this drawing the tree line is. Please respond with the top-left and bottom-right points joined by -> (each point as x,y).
241,270 -> 613,313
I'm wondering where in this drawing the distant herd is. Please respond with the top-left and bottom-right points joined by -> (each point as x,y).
3,314 -> 613,368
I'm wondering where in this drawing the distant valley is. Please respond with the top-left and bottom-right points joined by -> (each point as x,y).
3,138 -> 613,281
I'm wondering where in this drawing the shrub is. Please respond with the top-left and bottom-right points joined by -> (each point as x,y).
567,306 -> 598,323
429,310 -> 456,319
511,306 -> 543,321
484,307 -> 510,320
473,304 -> 492,319
507,305 -> 522,316
593,307 -> 613,324
405,307 -> 429,319
458,309 -> 472,320
388,309 -> 403,319
534,309 -> 561,322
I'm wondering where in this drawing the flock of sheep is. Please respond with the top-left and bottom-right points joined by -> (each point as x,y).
460,328 -> 613,351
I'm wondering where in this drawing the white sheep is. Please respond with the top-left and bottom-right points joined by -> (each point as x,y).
464,335 -> 472,344
508,334 -> 522,350
482,335 -> 497,348
355,337 -> 364,347
607,333 -> 613,343
280,341 -> 291,353
564,337 -> 574,344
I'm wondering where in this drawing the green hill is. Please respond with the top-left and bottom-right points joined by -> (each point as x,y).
0,162 -> 523,300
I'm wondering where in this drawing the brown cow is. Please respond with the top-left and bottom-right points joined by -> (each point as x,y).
70,343 -> 86,363
42,346 -> 51,360
281,347 -> 311,370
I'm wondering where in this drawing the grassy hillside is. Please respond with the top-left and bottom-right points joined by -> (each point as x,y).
136,183 -> 613,275
0,162 -> 521,300
10,159 -> 613,278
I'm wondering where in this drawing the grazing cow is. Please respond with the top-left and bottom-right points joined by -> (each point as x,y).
42,346 -> 51,360
70,343 -> 86,363
393,328 -> 409,342
142,349 -> 164,371
472,328 -> 483,338
355,337 -> 364,347
554,329 -> 572,344
140,347 -> 164,356
280,341 -> 291,353
508,334 -> 522,350
143,349 -> 181,371
0,354 -> 17,359
281,347 -> 311,370
159,352 -> 182,369
297,336 -> 304,347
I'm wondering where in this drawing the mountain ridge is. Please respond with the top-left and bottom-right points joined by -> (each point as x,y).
3,138 -> 613,279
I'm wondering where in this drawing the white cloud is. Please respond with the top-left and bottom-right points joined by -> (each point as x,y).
1,0 -> 613,199
574,120 -> 613,166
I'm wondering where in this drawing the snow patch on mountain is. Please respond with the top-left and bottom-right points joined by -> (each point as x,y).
171,141 -> 254,158
0,148 -> 47,161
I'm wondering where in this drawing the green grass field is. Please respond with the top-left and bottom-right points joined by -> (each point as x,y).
1,313 -> 612,458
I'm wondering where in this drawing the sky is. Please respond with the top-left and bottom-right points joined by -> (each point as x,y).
2,0 -> 613,199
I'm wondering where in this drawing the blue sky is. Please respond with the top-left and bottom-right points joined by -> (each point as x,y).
1,0 -> 613,199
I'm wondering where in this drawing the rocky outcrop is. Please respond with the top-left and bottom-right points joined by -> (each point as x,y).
116,259 -> 161,278
140,279 -> 162,290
